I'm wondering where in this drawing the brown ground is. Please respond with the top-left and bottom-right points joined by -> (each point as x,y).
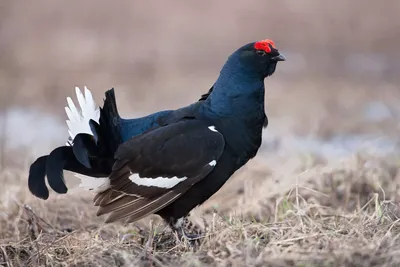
1,1 -> 400,266
2,146 -> 400,267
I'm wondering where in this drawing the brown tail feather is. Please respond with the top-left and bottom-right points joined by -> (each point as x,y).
104,191 -> 182,223
124,196 -> 181,223
94,189 -> 126,206
93,189 -> 111,206
96,194 -> 141,216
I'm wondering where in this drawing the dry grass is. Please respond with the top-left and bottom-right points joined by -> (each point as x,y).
1,152 -> 400,267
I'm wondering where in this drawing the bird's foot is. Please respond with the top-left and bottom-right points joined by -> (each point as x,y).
174,227 -> 204,247
176,228 -> 204,241
170,217 -> 205,246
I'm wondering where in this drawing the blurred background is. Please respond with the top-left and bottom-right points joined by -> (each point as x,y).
1,0 -> 400,168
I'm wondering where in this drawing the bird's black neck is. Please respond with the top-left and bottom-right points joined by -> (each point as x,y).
200,57 -> 266,123
199,60 -> 266,161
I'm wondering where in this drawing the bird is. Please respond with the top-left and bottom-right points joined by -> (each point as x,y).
28,39 -> 285,240
28,80 -> 269,200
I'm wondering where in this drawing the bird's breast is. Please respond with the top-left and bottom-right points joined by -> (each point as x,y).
214,116 -> 264,162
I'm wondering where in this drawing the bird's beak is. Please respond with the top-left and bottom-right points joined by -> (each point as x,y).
271,53 -> 286,62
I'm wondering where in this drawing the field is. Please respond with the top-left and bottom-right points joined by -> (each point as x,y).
2,155 -> 400,267
1,82 -> 400,267
1,1 -> 400,266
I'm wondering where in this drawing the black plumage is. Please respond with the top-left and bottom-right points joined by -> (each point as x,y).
28,39 -> 285,239
94,120 -> 225,224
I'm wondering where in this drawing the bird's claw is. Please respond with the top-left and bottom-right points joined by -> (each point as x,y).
174,227 -> 204,247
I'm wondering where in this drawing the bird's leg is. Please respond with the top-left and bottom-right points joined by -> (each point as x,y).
170,216 -> 204,242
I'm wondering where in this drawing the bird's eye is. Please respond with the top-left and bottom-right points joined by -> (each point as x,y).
256,50 -> 266,56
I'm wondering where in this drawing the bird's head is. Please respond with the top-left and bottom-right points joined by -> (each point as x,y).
200,39 -> 286,117
230,39 -> 286,78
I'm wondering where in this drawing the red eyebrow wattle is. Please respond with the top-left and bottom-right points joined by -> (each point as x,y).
254,39 -> 276,53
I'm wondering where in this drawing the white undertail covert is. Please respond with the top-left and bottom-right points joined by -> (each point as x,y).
64,86 -> 103,191
65,86 -> 100,146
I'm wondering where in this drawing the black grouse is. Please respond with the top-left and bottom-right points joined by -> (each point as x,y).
28,39 -> 285,239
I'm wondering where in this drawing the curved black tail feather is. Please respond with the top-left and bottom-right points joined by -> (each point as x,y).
28,155 -> 49,199
29,145 -> 113,200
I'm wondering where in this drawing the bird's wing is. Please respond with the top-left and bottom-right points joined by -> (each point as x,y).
93,119 -> 225,224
